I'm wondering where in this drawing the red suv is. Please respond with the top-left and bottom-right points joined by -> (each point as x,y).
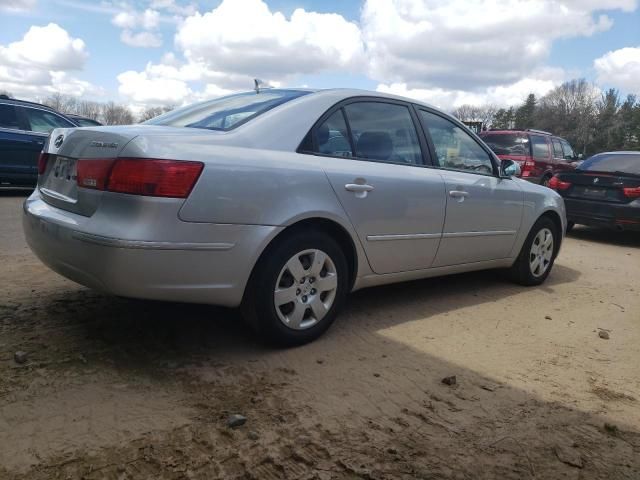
479,129 -> 581,186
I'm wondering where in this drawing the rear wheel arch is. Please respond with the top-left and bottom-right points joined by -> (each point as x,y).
246,217 -> 358,298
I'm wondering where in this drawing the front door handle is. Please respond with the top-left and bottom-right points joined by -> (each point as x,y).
449,190 -> 469,202
345,183 -> 374,198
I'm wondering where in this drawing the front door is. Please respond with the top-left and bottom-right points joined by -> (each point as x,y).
302,101 -> 446,274
417,109 -> 523,267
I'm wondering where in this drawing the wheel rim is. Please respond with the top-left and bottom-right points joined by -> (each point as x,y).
274,249 -> 338,330
529,227 -> 554,277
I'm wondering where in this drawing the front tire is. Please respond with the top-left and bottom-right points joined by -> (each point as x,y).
509,216 -> 559,286
241,229 -> 349,346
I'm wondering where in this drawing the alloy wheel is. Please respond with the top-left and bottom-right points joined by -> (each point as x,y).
274,249 -> 338,330
529,228 -> 554,277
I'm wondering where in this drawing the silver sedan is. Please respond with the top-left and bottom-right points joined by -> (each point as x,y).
23,88 -> 566,345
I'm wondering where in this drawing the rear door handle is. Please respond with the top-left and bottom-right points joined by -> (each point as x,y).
449,190 -> 469,201
345,183 -> 374,198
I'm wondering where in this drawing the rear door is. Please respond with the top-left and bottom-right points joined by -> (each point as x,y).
529,134 -> 553,183
559,139 -> 578,173
551,137 -> 572,175
417,109 -> 523,267
302,100 -> 447,274
0,103 -> 40,185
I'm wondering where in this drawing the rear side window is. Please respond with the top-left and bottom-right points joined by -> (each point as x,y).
343,102 -> 422,165
145,90 -> 309,131
560,139 -> 575,159
530,135 -> 550,159
0,104 -> 21,130
24,108 -> 74,133
552,139 -> 563,158
579,154 -> 640,175
480,133 -> 528,156
314,110 -> 352,157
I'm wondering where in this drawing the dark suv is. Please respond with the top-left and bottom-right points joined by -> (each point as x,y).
479,129 -> 580,186
0,95 -> 78,188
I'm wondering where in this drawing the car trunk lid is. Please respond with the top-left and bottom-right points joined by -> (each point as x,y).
560,171 -> 640,204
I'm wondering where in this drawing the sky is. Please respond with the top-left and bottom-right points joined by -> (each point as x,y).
0,0 -> 639,114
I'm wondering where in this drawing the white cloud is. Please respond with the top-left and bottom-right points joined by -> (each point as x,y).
117,69 -> 193,104
120,30 -> 163,48
0,0 -> 36,11
362,0 -> 636,91
594,46 -> 640,94
377,73 -> 564,111
0,23 -> 87,70
0,23 -> 97,99
175,0 -> 365,77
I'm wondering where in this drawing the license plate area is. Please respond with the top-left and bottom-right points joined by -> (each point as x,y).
51,156 -> 77,182
580,187 -> 607,198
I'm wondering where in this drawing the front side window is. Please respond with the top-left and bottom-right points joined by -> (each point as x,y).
343,102 -> 423,165
145,90 -> 309,131
420,110 -> 494,175
552,139 -> 564,159
0,104 -> 21,130
24,108 -> 74,133
560,139 -> 575,160
530,135 -> 550,159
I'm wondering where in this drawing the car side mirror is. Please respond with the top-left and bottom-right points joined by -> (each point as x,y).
500,159 -> 521,178
577,153 -> 583,160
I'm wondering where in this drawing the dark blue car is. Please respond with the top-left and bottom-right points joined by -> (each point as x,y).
0,95 -> 78,188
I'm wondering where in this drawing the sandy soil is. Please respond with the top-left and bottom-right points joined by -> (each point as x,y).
1,191 -> 639,479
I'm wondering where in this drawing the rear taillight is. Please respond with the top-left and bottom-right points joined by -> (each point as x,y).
548,175 -> 571,190
623,186 -> 640,199
521,158 -> 535,177
77,158 -> 115,190
37,152 -> 49,175
76,158 -> 204,198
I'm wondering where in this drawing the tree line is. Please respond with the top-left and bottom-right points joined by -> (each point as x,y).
0,90 -> 173,125
452,79 -> 640,156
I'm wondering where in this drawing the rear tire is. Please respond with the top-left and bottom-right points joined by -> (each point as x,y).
509,216 -> 559,286
241,229 -> 349,346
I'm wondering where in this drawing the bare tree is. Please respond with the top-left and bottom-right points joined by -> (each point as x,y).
101,102 -> 134,125
76,100 -> 102,121
138,105 -> 174,122
452,104 -> 498,130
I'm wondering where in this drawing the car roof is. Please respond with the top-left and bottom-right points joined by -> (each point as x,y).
594,151 -> 640,155
0,95 -> 60,113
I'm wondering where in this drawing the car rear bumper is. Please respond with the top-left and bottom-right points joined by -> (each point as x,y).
23,190 -> 281,307
564,197 -> 640,231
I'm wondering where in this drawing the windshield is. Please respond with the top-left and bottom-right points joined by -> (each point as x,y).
480,133 -> 529,156
145,90 -> 310,131
578,153 -> 640,175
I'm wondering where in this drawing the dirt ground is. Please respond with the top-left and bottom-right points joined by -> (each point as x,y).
1,191 -> 639,479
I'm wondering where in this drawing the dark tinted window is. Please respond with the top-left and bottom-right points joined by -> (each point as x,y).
0,104 -> 21,129
145,90 -> 309,131
344,102 -> 422,165
74,117 -> 101,127
480,133 -> 528,156
24,108 -> 74,133
314,110 -> 352,157
421,110 -> 494,175
560,139 -> 575,159
552,139 -> 563,158
530,135 -> 550,159
579,153 -> 640,175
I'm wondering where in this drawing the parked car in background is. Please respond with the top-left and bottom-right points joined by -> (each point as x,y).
548,151 -> 640,232
480,129 -> 580,186
67,114 -> 102,127
0,95 -> 78,188
23,88 -> 566,345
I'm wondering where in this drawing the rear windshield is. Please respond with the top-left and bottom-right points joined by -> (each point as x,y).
145,90 -> 310,131
579,153 -> 640,175
480,133 -> 529,156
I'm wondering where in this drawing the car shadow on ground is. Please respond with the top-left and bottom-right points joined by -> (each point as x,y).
4,261 -> 639,478
568,225 -> 640,248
